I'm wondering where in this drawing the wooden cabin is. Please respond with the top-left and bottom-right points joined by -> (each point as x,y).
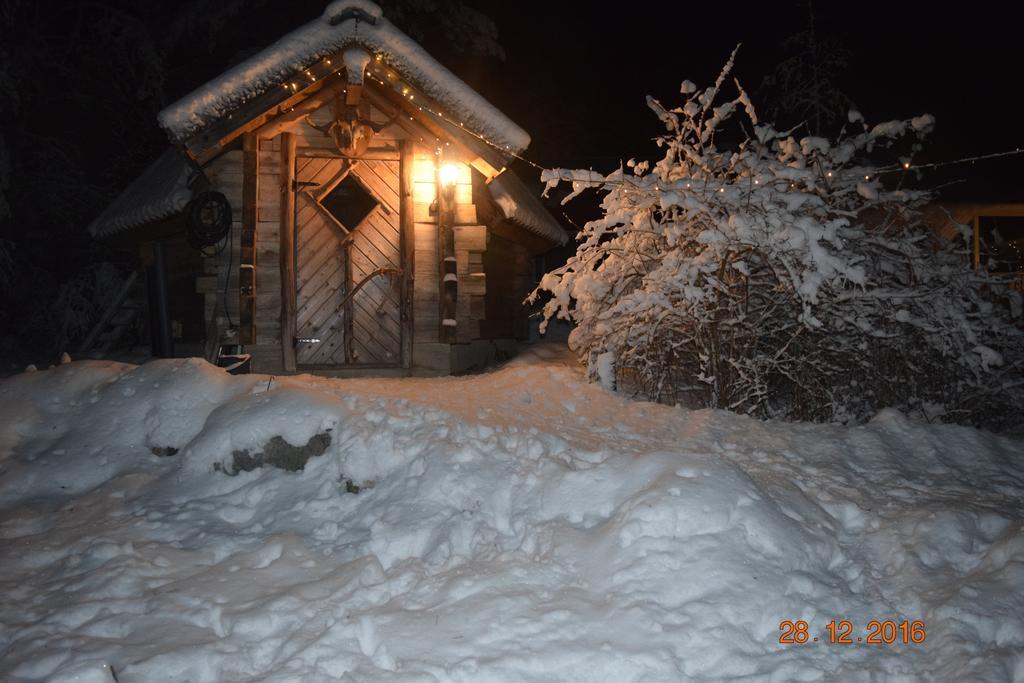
926,202 -> 1024,291
88,0 -> 566,375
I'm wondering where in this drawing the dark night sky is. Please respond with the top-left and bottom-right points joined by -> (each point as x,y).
445,1 -> 1024,202
6,0 -> 1024,239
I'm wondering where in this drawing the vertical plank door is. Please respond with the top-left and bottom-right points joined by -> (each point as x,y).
293,155 -> 403,366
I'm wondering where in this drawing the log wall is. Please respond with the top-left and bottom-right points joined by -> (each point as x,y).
198,102 -> 538,375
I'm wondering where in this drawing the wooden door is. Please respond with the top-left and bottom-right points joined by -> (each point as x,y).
294,155 -> 404,366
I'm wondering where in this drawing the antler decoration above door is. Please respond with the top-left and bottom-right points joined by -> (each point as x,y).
303,98 -> 395,157
303,47 -> 396,157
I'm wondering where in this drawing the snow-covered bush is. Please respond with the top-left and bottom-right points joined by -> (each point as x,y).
533,51 -> 1023,427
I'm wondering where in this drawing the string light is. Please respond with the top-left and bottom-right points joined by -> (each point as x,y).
875,147 -> 1024,175
286,53 -> 1024,200
358,61 -> 545,172
367,63 -> 551,172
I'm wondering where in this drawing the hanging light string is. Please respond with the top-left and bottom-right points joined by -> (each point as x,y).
408,99 -> 549,173
295,53 -> 1024,192
871,147 -> 1024,177
361,60 -> 550,172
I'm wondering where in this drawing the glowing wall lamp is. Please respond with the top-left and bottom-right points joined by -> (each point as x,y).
438,163 -> 460,191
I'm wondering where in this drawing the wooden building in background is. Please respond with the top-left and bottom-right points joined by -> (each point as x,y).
89,0 -> 566,375
926,202 -> 1024,291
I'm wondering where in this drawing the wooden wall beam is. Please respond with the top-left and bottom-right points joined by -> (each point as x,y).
239,133 -> 259,344
345,83 -> 363,107
438,168 -> 457,344
280,132 -> 298,371
400,139 -> 415,368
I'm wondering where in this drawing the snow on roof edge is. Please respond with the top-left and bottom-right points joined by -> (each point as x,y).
157,0 -> 530,154
489,171 -> 568,246
89,150 -> 195,237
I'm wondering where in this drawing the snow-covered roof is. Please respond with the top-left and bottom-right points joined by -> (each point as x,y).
158,0 -> 530,153
489,171 -> 568,245
89,150 -> 195,237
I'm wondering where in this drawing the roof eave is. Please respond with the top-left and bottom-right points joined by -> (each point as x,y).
158,4 -> 530,156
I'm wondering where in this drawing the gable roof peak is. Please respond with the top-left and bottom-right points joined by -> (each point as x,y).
323,0 -> 384,24
157,2 -> 530,153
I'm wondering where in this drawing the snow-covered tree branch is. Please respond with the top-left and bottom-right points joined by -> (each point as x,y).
532,53 -> 1023,427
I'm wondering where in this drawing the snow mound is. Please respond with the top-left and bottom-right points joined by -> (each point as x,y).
0,347 -> 1022,681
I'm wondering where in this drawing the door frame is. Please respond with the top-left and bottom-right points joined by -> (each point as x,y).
286,143 -> 413,370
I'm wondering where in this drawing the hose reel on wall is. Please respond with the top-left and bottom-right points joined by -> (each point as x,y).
186,191 -> 232,254
185,189 -> 237,363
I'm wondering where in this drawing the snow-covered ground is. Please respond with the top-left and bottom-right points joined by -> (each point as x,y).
1,345 -> 1022,682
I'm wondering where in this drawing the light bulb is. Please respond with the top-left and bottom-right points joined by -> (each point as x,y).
439,163 -> 460,188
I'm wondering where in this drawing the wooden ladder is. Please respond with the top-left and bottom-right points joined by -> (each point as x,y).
78,271 -> 142,357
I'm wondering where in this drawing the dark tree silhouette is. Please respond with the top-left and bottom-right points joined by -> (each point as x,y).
758,1 -> 854,136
